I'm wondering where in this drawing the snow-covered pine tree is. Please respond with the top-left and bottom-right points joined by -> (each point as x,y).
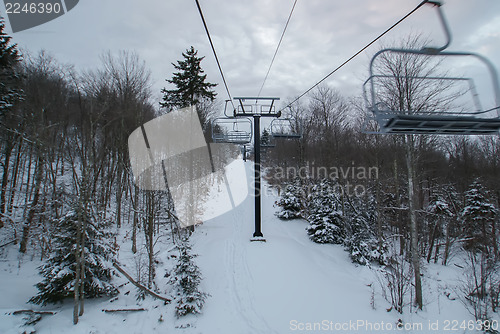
170,240 -> 209,317
276,179 -> 304,220
0,18 -> 23,118
306,180 -> 346,244
29,205 -> 118,305
261,128 -> 271,147
461,180 -> 497,254
0,19 -> 23,225
341,189 -> 388,265
345,215 -> 388,266
426,191 -> 454,263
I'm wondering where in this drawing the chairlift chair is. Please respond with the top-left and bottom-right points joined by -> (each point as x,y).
363,1 -> 500,135
211,117 -> 252,144
270,117 -> 302,138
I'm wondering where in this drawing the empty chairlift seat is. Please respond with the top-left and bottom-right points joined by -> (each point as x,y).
211,117 -> 253,144
270,118 -> 302,138
363,1 -> 500,135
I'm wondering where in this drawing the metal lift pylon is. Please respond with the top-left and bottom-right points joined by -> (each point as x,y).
232,97 -> 281,241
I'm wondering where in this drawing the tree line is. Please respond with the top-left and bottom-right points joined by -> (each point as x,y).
0,19 -> 214,323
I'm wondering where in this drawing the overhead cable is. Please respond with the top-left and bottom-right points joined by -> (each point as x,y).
194,0 -> 235,110
280,0 -> 430,112
257,0 -> 298,98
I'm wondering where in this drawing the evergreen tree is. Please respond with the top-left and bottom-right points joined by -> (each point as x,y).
461,180 -> 497,254
30,205 -> 118,305
276,179 -> 304,220
261,129 -> 271,147
170,240 -> 209,317
160,46 -> 217,129
425,191 -> 454,263
305,180 -> 346,244
345,215 -> 388,266
0,18 -> 23,118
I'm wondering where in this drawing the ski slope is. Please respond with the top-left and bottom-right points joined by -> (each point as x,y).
189,161 -> 398,333
0,159 -> 483,333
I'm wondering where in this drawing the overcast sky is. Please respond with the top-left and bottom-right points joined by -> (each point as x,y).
2,0 -> 500,112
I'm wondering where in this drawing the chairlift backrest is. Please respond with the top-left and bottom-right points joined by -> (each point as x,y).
363,1 -> 500,135
270,118 -> 302,138
211,117 -> 253,144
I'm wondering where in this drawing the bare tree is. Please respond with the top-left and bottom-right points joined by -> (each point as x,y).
18,51 -> 72,253
81,50 -> 154,227
307,85 -> 349,160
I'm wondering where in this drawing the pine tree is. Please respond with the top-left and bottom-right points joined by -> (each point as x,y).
160,46 -> 217,124
276,179 -> 304,220
170,240 -> 209,317
0,18 -> 23,118
461,180 -> 497,254
261,129 -> 271,147
345,214 -> 388,266
29,205 -> 118,305
426,191 -> 454,263
305,180 -> 346,244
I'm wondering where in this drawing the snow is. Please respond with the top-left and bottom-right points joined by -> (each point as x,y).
0,160 -> 496,333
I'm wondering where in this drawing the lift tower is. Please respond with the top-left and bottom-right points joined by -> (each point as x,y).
233,97 -> 281,240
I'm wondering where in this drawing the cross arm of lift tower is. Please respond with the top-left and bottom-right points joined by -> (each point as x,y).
231,97 -> 282,242
233,97 -> 281,118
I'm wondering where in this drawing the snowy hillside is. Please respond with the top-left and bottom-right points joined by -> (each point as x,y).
0,160 -> 494,333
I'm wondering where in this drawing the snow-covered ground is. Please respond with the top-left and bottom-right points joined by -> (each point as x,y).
0,160 -> 493,333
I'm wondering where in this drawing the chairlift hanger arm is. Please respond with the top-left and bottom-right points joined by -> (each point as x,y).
224,99 -> 234,118
421,0 -> 452,53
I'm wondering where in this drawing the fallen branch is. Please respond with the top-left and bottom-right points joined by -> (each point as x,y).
103,308 -> 146,313
0,239 -> 17,248
12,309 -> 55,315
113,261 -> 171,303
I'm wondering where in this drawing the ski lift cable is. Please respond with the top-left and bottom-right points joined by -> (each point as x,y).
194,0 -> 236,110
278,0 -> 431,113
257,0 -> 298,98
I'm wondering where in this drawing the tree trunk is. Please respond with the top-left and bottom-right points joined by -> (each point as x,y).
394,158 -> 405,255
375,177 -> 383,249
491,219 -> 499,261
0,134 -> 15,217
79,207 -> 86,317
405,134 -> 423,310
131,184 -> 138,254
442,220 -> 451,266
8,141 -> 23,214
73,212 -> 82,325
427,220 -> 439,263
19,153 -> 44,253
144,191 -> 155,289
